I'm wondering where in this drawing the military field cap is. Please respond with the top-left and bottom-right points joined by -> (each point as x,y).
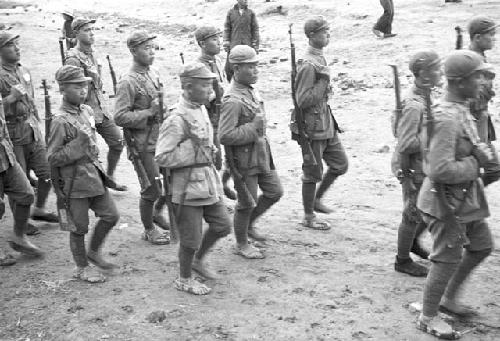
195,26 -> 222,43
467,16 -> 498,36
180,62 -> 216,79
56,65 -> 92,84
71,17 -> 96,31
304,16 -> 329,36
444,50 -> 492,79
229,45 -> 259,64
409,50 -> 441,75
0,32 -> 19,48
127,30 -> 157,49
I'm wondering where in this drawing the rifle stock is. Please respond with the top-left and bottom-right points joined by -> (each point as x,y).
123,129 -> 152,191
288,24 -> 318,168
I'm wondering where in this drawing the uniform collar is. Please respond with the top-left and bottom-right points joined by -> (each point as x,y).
131,62 -> 150,74
232,80 -> 253,91
199,53 -> 216,64
307,45 -> 324,57
76,44 -> 93,55
60,101 -> 83,115
412,83 -> 431,97
1,62 -> 20,72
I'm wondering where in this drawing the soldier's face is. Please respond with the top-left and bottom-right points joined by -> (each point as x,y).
475,31 -> 495,50
310,29 -> 330,49
202,36 -> 221,56
63,82 -> 88,105
188,78 -> 214,104
0,39 -> 21,63
132,41 -> 155,66
461,71 -> 484,99
421,63 -> 443,88
77,23 -> 95,45
234,63 -> 258,85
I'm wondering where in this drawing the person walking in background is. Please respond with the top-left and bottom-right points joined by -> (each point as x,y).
373,0 -> 396,39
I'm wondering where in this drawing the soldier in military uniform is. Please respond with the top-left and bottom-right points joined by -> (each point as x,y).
467,16 -> 500,186
416,50 -> 494,338
219,45 -> 283,259
61,9 -> 76,50
114,31 -> 170,245
223,0 -> 260,81
195,25 -> 236,200
0,32 -> 58,232
291,17 -> 348,230
391,51 -> 442,277
48,65 -> 120,283
0,93 -> 42,265
65,17 -> 127,191
155,63 -> 232,295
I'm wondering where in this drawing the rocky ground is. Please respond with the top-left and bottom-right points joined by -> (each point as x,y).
0,0 -> 499,340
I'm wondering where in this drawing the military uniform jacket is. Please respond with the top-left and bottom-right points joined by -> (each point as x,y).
291,46 -> 335,141
114,63 -> 161,153
391,84 -> 426,183
417,98 -> 489,223
0,63 -> 43,145
0,98 -> 18,173
65,47 -> 110,123
223,4 -> 259,50
155,96 -> 222,206
197,53 -> 226,129
219,80 -> 274,176
47,102 -> 107,199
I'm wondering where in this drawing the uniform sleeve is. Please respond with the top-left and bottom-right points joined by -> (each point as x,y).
47,118 -> 87,167
397,100 -> 423,154
428,118 -> 479,184
251,10 -> 259,50
155,116 -> 197,168
113,78 -> 151,129
223,10 -> 232,43
64,55 -> 81,67
295,62 -> 329,109
219,99 -> 259,146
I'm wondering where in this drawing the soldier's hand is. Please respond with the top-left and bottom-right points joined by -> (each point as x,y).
148,99 -> 161,125
253,113 -> 264,136
9,84 -> 26,101
472,143 -> 493,166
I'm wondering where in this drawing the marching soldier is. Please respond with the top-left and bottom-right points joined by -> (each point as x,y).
416,50 -> 494,339
223,0 -> 260,81
155,63 -> 231,295
219,45 -> 283,258
0,94 -> 42,264
47,65 -> 120,283
114,31 -> 170,245
0,32 -> 58,232
65,17 -> 127,191
391,51 -> 442,277
467,16 -> 500,186
291,17 -> 348,230
195,25 -> 236,200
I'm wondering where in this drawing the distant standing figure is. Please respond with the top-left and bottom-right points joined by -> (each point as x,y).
61,10 -> 76,50
223,0 -> 260,81
373,0 -> 396,39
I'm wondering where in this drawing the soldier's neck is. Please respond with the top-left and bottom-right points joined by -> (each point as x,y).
1,60 -> 18,70
307,43 -> 324,55
414,78 -> 432,90
469,43 -> 485,56
445,88 -> 467,103
76,41 -> 93,53
201,51 -> 216,60
132,60 -> 150,72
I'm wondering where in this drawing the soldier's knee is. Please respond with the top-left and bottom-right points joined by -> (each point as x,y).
17,192 -> 35,206
109,141 -> 124,153
103,211 -> 120,226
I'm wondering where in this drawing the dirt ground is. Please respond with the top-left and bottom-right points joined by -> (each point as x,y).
0,0 -> 499,340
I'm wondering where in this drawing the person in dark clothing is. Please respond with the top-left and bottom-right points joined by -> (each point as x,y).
373,0 -> 396,39
223,0 -> 260,81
